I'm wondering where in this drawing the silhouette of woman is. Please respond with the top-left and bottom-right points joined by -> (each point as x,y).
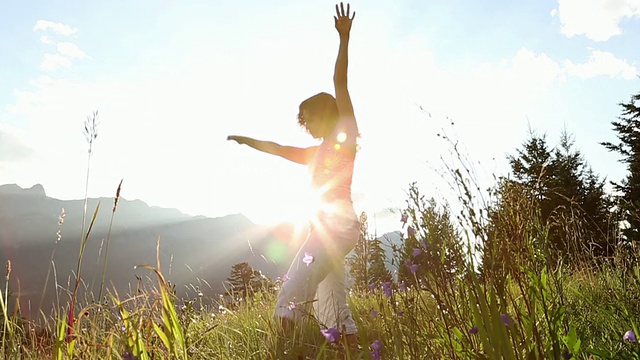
227,2 -> 360,346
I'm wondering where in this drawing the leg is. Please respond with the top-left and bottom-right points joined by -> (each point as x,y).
314,258 -> 357,336
274,228 -> 333,324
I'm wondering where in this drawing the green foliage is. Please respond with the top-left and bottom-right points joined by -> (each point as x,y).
504,130 -> 614,266
347,212 -> 391,291
602,92 -> 640,245
397,184 -> 465,288
226,262 -> 273,302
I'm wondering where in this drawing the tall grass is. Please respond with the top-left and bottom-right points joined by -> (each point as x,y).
3,115 -> 640,359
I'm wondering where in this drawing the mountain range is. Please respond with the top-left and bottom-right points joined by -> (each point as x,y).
0,183 -> 402,319
0,183 -> 312,318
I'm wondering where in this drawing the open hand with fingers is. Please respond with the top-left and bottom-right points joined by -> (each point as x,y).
334,2 -> 355,37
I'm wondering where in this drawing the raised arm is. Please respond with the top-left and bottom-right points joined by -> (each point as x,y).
333,3 -> 358,144
227,135 -> 318,165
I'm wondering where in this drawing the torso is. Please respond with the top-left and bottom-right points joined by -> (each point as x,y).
309,134 -> 357,221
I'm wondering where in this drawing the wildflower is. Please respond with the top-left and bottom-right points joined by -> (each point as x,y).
501,314 -> 509,327
321,327 -> 339,343
368,283 -> 377,292
408,226 -> 416,237
624,330 -> 637,342
400,213 -> 408,225
288,302 -> 296,311
122,352 -> 139,360
409,264 -> 419,274
469,326 -> 478,335
397,310 -> 404,317
302,252 -> 314,266
412,248 -> 421,257
398,281 -> 407,292
562,347 -> 573,360
381,282 -> 392,298
282,274 -> 290,282
370,339 -> 382,360
370,309 -> 378,318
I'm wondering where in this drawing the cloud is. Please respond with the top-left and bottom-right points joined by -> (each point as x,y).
39,35 -> 54,44
564,49 -> 638,79
554,0 -> 640,41
33,22 -> 89,71
56,42 -> 89,59
474,47 -> 564,96
40,53 -> 72,71
0,127 -> 33,162
33,20 -> 77,36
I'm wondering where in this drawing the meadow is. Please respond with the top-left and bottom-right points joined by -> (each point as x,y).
2,120 -> 640,359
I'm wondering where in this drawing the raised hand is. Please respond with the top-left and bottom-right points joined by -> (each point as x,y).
334,2 -> 355,37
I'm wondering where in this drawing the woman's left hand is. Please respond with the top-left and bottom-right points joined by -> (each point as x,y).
334,2 -> 355,37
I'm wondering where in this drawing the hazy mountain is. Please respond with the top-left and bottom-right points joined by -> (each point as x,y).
0,183 -> 306,318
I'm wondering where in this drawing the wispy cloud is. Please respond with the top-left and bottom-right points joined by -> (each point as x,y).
553,0 -> 640,41
33,20 -> 77,36
33,21 -> 88,71
56,42 -> 89,59
39,35 -> 54,45
40,53 -> 72,71
564,49 -> 638,79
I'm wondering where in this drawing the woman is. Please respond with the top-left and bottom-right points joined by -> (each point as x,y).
227,2 -> 359,346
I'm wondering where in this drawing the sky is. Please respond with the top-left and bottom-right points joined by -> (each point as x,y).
1,0 -> 639,235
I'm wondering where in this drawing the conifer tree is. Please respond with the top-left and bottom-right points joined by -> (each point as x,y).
347,212 -> 390,291
602,92 -> 640,244
226,262 -> 267,300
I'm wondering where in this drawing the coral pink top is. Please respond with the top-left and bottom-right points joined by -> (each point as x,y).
309,132 -> 357,221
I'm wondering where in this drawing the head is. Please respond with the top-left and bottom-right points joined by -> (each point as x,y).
297,92 -> 339,139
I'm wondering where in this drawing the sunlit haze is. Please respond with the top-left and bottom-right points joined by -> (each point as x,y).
1,0 -> 639,235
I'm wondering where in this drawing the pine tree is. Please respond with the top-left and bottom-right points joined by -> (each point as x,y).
347,212 -> 390,291
501,130 -> 613,264
226,262 -> 266,301
602,92 -> 640,244
397,184 -> 464,287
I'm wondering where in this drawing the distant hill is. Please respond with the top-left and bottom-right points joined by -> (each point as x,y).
0,183 -> 307,318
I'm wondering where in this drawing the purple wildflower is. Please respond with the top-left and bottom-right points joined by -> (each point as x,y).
370,340 -> 382,360
409,263 -> 419,274
501,314 -> 509,327
282,274 -> 290,282
321,327 -> 339,343
407,226 -> 416,237
381,282 -> 392,298
368,283 -> 377,292
412,248 -> 422,257
399,281 -> 407,292
287,302 -> 296,311
400,213 -> 408,225
469,326 -> 478,335
122,353 -> 139,360
370,309 -> 378,318
397,310 -> 404,317
302,252 -> 314,266
624,330 -> 637,342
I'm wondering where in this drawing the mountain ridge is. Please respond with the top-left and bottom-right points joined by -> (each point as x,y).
0,183 -> 298,318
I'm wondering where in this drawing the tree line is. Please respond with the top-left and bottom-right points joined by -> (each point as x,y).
224,87 -> 640,299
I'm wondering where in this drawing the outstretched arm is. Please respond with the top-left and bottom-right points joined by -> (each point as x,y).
227,135 -> 318,165
333,2 -> 358,146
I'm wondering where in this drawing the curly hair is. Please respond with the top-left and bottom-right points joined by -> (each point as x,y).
297,92 -> 339,134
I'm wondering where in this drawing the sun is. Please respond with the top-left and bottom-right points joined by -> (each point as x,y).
242,184 -> 325,229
